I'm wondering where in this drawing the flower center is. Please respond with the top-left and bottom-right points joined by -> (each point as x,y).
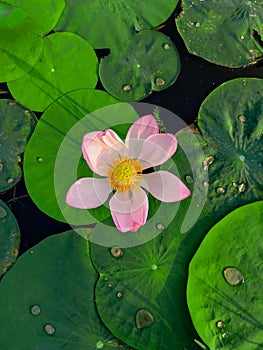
109,157 -> 142,192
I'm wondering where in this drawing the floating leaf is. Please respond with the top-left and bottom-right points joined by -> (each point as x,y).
24,90 -> 139,224
6,0 -> 65,33
0,99 -> 37,192
0,200 -> 20,278
8,32 -> 98,112
0,230 -> 131,349
187,201 -> 263,349
99,31 -> 181,101
55,0 -> 179,49
90,220 -> 197,350
176,0 -> 263,67
0,1 -> 43,82
176,77 -> 263,219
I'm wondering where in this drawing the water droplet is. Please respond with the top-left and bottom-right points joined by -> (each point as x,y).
110,247 -> 123,258
116,291 -> 123,298
0,161 -> 3,172
37,157 -> 44,163
156,222 -> 165,230
238,115 -> 246,122
103,276 -> 108,281
151,264 -> 158,271
240,35 -> 245,40
195,22 -> 200,27
203,181 -> 209,187
24,109 -> 30,114
30,250 -> 34,254
136,63 -> 141,68
135,309 -> 154,329
163,43 -> 170,50
238,183 -> 246,193
232,182 -> 238,188
222,333 -> 228,339
155,78 -> 165,87
108,283 -> 113,288
7,178 -> 13,184
96,341 -> 104,349
122,84 -> 131,92
223,267 -> 244,286
216,320 -> 225,328
44,324 -> 56,335
185,175 -> 194,184
8,101 -> 16,106
30,305 -> 41,316
216,187 -> 225,194
51,68 -> 55,73
202,156 -> 214,170
239,155 -> 245,162
0,207 -> 7,219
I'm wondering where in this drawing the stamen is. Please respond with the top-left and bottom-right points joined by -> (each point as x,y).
108,157 -> 143,192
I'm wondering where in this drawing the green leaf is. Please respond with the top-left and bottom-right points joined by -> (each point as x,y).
55,0 -> 179,49
8,32 -> 98,112
0,99 -> 37,192
0,199 -> 20,278
90,208 -> 197,350
99,30 -> 181,101
24,90 -> 139,224
176,0 -> 263,67
5,0 -> 65,33
187,201 -> 263,350
0,230 -> 131,349
177,77 -> 263,219
0,1 -> 43,82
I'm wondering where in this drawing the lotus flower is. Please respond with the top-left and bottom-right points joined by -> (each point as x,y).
66,115 -> 190,232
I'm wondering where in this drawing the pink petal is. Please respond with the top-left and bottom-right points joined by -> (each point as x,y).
109,188 -> 148,232
141,171 -> 190,202
66,178 -> 112,209
94,147 -> 124,176
125,115 -> 159,158
138,133 -> 178,169
82,129 -> 125,173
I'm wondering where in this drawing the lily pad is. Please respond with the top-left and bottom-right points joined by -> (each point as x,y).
176,0 -> 263,67
0,99 -> 37,192
8,32 -> 98,112
23,89 -> 139,224
0,200 -> 20,278
5,0 -> 65,33
0,230 -> 132,349
99,30 -> 181,101
55,0 -> 179,49
90,216 -> 197,350
176,77 -> 263,219
0,1 -> 43,82
187,201 -> 263,349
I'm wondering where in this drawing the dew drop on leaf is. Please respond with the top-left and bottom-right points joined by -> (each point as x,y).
30,305 -> 41,316
185,175 -> 194,184
44,324 -> 56,335
216,320 -> 225,328
216,187 -> 225,194
155,77 -> 165,87
122,84 -> 131,92
223,267 -> 244,286
135,309 -> 155,329
110,247 -> 123,258
116,291 -> 123,298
